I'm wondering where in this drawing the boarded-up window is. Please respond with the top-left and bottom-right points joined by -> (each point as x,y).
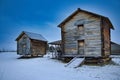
22,37 -> 27,43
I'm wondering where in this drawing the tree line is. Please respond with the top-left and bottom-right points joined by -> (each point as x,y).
0,48 -> 16,52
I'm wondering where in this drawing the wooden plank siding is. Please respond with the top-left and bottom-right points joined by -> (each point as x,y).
16,31 -> 47,56
49,8 -> 115,63
61,12 -> 102,57
101,18 -> 111,57
58,8 -> 114,61
17,34 -> 31,55
30,40 -> 47,56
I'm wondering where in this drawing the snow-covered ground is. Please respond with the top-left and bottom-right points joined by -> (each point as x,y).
0,52 -> 120,80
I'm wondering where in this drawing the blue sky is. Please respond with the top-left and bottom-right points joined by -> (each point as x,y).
0,0 -> 120,50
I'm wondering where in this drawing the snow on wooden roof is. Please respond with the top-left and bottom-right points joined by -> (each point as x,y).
16,31 -> 47,42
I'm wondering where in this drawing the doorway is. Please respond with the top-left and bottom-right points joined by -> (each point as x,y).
78,40 -> 84,55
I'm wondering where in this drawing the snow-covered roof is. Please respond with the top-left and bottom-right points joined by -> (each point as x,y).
16,31 -> 47,42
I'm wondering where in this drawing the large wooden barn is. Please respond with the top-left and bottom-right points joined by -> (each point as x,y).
16,31 -> 47,57
58,8 -> 114,62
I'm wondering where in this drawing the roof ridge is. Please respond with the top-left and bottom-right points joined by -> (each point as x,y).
58,8 -> 114,29
18,31 -> 47,42
23,31 -> 42,35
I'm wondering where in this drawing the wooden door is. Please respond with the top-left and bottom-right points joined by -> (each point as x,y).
78,40 -> 84,55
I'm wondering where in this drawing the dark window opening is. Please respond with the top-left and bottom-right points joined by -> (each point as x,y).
77,24 -> 84,35
78,25 -> 84,31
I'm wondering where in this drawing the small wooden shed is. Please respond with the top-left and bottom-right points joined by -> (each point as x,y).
58,8 -> 114,63
111,42 -> 120,55
16,31 -> 47,56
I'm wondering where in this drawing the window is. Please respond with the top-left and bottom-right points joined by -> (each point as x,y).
77,24 -> 84,35
23,37 -> 27,42
78,25 -> 84,31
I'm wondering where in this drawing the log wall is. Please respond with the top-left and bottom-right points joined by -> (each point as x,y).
17,34 -> 30,55
61,11 -> 102,57
31,40 -> 47,56
102,19 -> 111,57
17,34 -> 47,56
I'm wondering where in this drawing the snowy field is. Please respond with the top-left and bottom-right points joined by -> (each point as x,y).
0,52 -> 120,80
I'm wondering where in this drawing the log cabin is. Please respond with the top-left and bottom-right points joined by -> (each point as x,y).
58,8 -> 114,63
16,31 -> 47,57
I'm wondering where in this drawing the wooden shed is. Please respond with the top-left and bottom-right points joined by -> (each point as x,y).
58,8 -> 114,62
16,31 -> 47,57
111,42 -> 120,55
